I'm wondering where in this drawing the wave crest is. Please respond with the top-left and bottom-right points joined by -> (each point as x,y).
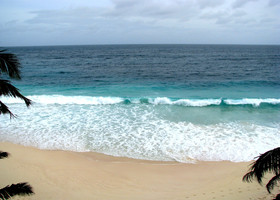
1,95 -> 280,107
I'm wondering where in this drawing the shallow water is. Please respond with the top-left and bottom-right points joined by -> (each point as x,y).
1,44 -> 279,162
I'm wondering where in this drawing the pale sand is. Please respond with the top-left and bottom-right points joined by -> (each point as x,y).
0,142 -> 277,200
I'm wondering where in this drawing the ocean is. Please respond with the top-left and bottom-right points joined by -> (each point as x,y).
0,44 -> 279,163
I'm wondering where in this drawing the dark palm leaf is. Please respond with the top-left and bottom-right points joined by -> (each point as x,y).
273,193 -> 280,200
0,50 -> 34,199
242,171 -> 255,183
0,49 -> 32,117
243,147 -> 280,184
243,147 -> 280,193
0,49 -> 21,79
0,100 -> 15,118
0,79 -> 32,107
0,182 -> 34,200
266,174 -> 280,193
0,151 -> 9,159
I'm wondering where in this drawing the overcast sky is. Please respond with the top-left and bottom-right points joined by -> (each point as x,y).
1,0 -> 279,46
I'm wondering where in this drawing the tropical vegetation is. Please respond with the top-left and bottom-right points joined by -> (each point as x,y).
0,49 -> 31,117
243,147 -> 280,200
0,49 -> 34,199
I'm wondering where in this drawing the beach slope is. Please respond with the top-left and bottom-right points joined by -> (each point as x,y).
0,142 -> 275,200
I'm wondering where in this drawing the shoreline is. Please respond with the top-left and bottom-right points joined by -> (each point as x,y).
0,142 -> 276,200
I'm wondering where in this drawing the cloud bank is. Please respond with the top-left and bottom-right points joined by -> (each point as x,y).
1,0 -> 279,46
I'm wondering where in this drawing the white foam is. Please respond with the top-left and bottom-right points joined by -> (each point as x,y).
173,99 -> 221,106
0,102 -> 279,163
224,98 -> 280,106
1,95 -> 279,107
150,97 -> 221,106
0,95 -> 124,105
150,97 -> 172,105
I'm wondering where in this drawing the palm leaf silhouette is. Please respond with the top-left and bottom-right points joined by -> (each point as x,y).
0,101 -> 15,118
0,79 -> 31,106
243,147 -> 280,198
0,49 -> 21,79
0,182 -> 34,200
0,49 -> 32,117
273,194 -> 280,200
1,49 -> 34,199
0,152 -> 35,199
267,174 -> 280,194
0,151 -> 9,159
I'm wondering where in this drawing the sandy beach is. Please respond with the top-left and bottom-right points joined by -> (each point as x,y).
0,142 -> 277,200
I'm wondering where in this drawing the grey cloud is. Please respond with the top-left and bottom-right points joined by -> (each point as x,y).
27,8 -> 102,25
232,0 -> 258,8
26,1 -> 197,29
216,16 -> 233,25
268,0 -> 280,6
232,10 -> 247,17
200,11 -> 226,20
1,0 -> 280,46
111,0 -> 140,9
109,0 -> 197,20
200,10 -> 246,23
196,0 -> 225,8
25,0 -> 260,31
23,7 -> 163,36
260,17 -> 276,23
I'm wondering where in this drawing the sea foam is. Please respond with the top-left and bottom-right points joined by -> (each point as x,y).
223,98 -> 280,107
0,100 -> 279,163
1,95 -> 280,107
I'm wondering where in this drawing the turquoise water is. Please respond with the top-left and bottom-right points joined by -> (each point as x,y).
0,44 -> 279,162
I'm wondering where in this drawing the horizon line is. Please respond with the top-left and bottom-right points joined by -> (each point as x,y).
2,43 -> 280,48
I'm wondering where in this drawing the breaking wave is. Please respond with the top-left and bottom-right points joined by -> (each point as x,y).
1,95 -> 280,107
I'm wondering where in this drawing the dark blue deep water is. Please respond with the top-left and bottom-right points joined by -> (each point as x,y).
1,44 -> 279,162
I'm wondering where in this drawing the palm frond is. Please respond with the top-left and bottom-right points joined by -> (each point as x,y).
0,100 -> 15,118
0,49 -> 21,79
255,147 -> 280,175
0,151 -> 9,159
273,193 -> 280,200
0,79 -> 32,107
0,182 -> 34,200
242,171 -> 257,183
243,147 -> 280,184
266,173 -> 280,193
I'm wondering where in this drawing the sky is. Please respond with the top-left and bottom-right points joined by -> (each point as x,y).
1,0 -> 280,46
